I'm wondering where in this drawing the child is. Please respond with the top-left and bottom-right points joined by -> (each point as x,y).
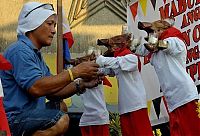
136,18 -> 199,135
78,48 -> 111,136
79,83 -> 110,136
96,49 -> 153,136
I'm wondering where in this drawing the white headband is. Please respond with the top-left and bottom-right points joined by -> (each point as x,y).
17,2 -> 56,35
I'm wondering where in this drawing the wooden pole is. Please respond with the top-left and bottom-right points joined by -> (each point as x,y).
57,0 -> 63,74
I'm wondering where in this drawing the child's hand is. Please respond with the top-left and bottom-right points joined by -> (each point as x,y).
144,43 -> 158,53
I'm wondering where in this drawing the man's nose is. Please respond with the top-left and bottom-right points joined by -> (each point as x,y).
51,27 -> 56,35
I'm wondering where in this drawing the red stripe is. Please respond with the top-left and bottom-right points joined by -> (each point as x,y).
0,55 -> 12,70
130,2 -> 138,21
103,77 -> 112,87
162,96 -> 169,114
63,32 -> 74,48
0,97 -> 11,135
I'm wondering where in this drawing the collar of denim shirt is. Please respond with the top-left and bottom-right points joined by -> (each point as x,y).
17,34 -> 42,60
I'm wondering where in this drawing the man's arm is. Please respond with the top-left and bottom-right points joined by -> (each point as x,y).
46,78 -> 101,100
28,62 -> 99,97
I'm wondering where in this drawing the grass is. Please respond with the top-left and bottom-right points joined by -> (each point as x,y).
109,112 -> 122,136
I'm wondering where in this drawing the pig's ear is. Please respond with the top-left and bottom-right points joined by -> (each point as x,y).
128,33 -> 132,39
103,50 -> 114,57
163,18 -> 175,26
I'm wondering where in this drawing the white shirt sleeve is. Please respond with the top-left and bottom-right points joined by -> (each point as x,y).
96,54 -> 138,72
163,37 -> 186,56
135,44 -> 150,56
98,68 -> 115,76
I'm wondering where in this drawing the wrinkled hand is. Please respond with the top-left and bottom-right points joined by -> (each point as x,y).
97,72 -> 105,83
81,78 -> 99,89
72,61 -> 99,79
79,72 -> 104,89
83,72 -> 104,84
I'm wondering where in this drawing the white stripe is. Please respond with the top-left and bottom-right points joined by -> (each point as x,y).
0,78 -> 4,97
62,8 -> 71,34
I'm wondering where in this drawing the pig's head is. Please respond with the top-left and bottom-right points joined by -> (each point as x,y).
97,33 -> 132,57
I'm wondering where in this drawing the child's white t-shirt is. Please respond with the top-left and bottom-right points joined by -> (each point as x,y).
79,84 -> 109,126
96,54 -> 147,115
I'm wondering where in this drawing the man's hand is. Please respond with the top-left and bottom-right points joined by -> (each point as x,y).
79,72 -> 104,90
72,62 -> 99,79
97,72 -> 105,83
81,78 -> 99,89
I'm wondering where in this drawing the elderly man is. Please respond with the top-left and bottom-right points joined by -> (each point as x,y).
0,2 -> 101,136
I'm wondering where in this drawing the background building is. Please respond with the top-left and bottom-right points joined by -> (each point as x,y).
0,0 -> 127,53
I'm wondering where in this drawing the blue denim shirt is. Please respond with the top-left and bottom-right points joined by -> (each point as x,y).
0,35 -> 51,121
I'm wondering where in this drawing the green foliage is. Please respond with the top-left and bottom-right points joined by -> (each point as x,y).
109,112 -> 122,136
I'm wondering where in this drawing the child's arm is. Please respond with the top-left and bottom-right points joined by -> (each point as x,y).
135,44 -> 150,56
96,54 -> 138,72
162,37 -> 186,56
98,68 -> 115,77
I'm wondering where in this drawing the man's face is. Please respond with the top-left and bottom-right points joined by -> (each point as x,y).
32,15 -> 57,48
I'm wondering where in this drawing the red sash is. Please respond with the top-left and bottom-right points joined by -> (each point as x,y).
114,48 -> 141,72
